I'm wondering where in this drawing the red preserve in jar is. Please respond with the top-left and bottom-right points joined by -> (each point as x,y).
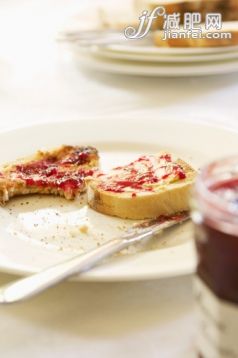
192,156 -> 238,358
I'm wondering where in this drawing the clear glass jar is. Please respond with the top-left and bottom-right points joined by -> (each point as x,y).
192,156 -> 238,358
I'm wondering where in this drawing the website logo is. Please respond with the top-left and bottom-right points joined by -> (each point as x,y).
124,6 -> 232,42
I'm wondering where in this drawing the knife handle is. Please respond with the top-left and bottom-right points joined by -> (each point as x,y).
0,237 -> 134,304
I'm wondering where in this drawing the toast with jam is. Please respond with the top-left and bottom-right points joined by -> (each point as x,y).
87,152 -> 196,220
0,145 -> 99,204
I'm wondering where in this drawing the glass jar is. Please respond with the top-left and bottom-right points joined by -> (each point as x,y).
192,156 -> 238,358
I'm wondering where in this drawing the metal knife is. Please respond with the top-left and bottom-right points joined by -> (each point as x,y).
0,211 -> 189,304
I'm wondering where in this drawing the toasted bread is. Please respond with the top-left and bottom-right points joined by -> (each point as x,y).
87,152 -> 196,220
0,145 -> 99,204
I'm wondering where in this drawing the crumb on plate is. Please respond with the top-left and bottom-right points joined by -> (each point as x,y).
79,225 -> 89,234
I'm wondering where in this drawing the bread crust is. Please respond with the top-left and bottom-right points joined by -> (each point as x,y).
0,145 -> 99,204
87,153 -> 196,220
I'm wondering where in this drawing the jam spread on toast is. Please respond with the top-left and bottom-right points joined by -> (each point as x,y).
97,154 -> 186,194
0,146 -> 98,200
12,147 -> 97,192
14,160 -> 85,191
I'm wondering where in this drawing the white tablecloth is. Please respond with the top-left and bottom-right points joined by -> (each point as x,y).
0,1 -> 237,357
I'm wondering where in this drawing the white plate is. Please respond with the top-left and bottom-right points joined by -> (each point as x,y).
74,51 -> 238,77
0,118 -> 237,281
88,45 -> 238,63
101,38 -> 238,56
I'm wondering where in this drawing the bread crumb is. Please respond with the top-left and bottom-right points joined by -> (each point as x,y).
79,225 -> 88,234
69,224 -> 89,237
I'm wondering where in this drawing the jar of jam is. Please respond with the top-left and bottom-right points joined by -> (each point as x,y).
192,156 -> 238,358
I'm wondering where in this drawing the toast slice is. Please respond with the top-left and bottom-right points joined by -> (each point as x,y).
87,152 -> 196,220
0,145 -> 99,204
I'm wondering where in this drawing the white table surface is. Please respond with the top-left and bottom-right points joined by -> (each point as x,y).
0,1 -> 238,357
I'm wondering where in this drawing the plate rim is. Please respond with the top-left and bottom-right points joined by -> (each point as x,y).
89,45 -> 238,63
74,51 -> 238,77
1,116 -> 238,137
99,40 -> 238,55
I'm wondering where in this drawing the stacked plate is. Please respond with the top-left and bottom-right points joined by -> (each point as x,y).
69,34 -> 238,77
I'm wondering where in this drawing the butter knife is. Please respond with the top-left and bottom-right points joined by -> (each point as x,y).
0,211 -> 189,304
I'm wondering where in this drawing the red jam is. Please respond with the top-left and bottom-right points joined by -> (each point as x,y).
196,177 -> 238,303
99,154 -> 186,193
210,178 -> 238,206
137,211 -> 188,228
13,161 -> 86,191
193,157 -> 238,358
60,147 -> 92,165
10,147 -> 96,193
